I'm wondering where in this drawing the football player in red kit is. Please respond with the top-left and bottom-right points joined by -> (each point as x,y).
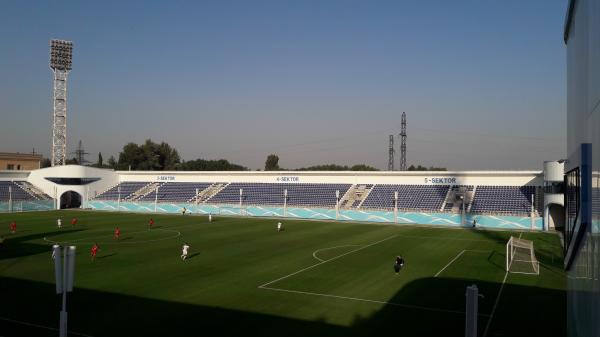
91,243 -> 99,261
9,221 -> 16,234
113,227 -> 121,240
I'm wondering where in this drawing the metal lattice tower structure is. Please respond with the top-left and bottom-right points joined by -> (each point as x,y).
72,140 -> 89,165
388,135 -> 395,171
400,112 -> 407,171
49,39 -> 73,166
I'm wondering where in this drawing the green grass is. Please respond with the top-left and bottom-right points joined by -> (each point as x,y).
0,210 -> 565,337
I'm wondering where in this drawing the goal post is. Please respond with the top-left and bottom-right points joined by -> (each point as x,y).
506,236 -> 539,275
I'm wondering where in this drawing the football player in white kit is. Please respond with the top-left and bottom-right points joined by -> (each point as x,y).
277,222 -> 283,232
57,218 -> 62,229
181,243 -> 190,260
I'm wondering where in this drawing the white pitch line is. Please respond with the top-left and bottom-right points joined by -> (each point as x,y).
0,316 -> 94,337
482,271 -> 509,337
260,286 -> 490,317
434,250 -> 465,277
434,249 -> 491,278
259,235 -> 397,288
312,245 -> 362,262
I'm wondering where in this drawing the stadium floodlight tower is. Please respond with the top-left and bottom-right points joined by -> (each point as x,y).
49,39 -> 74,166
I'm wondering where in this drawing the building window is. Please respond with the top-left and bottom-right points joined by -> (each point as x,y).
17,165 -> 21,170
7,164 -> 14,170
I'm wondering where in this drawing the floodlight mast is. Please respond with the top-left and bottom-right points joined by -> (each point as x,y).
49,39 -> 73,166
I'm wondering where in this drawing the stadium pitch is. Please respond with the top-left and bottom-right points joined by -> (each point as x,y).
0,210 -> 565,336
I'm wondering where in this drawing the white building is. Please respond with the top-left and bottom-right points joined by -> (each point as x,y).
564,0 -> 600,335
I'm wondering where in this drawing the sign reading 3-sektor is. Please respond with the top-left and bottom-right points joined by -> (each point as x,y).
424,177 -> 457,184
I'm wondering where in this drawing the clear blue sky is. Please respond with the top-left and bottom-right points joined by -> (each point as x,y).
0,0 -> 567,170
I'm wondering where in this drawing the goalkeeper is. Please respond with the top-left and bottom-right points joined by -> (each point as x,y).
394,255 -> 405,273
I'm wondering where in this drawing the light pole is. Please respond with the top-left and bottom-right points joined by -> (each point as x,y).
531,193 -> 535,230
117,185 -> 121,211
239,188 -> 243,215
461,195 -> 465,226
335,190 -> 340,220
283,189 -> 288,217
394,191 -> 398,223
8,185 -> 12,213
49,39 -> 73,166
53,245 -> 76,337
154,185 -> 159,213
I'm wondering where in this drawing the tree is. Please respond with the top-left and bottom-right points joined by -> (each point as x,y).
350,164 -> 378,171
41,158 -> 51,168
407,164 -> 446,171
97,152 -> 103,167
65,157 -> 78,165
296,164 -> 379,171
265,154 -> 280,171
107,156 -> 117,169
117,139 -> 181,171
177,158 -> 247,171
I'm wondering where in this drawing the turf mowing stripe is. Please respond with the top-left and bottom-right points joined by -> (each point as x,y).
0,316 -> 94,337
482,271 -> 509,337
258,235 -> 397,288
43,228 -> 181,245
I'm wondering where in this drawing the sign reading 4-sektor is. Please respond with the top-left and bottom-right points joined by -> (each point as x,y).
276,176 -> 300,182
424,177 -> 457,184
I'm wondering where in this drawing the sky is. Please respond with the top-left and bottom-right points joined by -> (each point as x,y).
0,0 -> 568,170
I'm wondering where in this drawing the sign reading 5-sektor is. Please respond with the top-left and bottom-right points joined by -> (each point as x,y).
424,177 -> 457,184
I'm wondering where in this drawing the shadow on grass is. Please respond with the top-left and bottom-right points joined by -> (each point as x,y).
0,229 -> 85,260
97,253 -> 117,260
0,275 -> 566,337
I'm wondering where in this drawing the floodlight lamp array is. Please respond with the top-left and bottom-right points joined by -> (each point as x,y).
50,40 -> 73,71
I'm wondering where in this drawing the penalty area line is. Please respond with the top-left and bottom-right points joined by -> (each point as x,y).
258,235 -> 397,288
482,270 -> 509,337
434,249 -> 491,278
312,245 -> 362,262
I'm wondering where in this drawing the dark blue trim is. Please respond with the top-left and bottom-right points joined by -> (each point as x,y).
564,143 -> 592,270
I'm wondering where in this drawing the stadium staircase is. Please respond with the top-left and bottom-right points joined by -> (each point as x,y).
14,182 -> 50,200
193,183 -> 229,204
96,183 -> 118,199
441,185 -> 474,213
467,186 -> 477,212
126,182 -> 163,201
356,185 -> 374,209
338,184 -> 373,209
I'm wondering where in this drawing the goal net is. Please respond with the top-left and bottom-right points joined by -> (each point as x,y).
506,236 -> 539,275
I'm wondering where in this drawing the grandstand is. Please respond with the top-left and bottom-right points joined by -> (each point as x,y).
0,181 -> 51,201
0,166 -> 559,229
92,181 -> 540,215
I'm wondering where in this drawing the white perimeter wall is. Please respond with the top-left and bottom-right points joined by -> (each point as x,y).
117,170 -> 543,186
